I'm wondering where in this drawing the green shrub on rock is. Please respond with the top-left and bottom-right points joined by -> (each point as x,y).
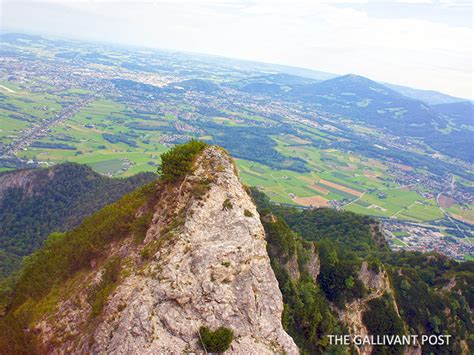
199,326 -> 234,353
157,140 -> 208,182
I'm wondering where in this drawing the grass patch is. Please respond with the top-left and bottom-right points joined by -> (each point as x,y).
87,257 -> 121,317
89,159 -> 124,174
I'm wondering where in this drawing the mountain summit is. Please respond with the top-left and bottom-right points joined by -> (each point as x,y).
1,144 -> 297,353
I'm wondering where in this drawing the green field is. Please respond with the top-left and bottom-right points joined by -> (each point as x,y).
12,97 -> 169,176
392,238 -> 407,247
235,136 -> 448,222
0,84 -> 67,143
89,159 -> 125,174
446,204 -> 474,224
0,87 -> 462,223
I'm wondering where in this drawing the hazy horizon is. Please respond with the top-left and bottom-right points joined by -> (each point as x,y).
1,0 -> 472,99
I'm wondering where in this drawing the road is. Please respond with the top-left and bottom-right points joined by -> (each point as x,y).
1,96 -> 95,157
436,191 -> 470,240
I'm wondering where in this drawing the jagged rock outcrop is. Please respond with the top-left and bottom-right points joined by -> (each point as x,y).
0,167 -> 40,198
35,147 -> 298,354
335,262 -> 391,355
336,262 -> 421,355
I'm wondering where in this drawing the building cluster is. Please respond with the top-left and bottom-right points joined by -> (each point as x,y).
383,221 -> 473,260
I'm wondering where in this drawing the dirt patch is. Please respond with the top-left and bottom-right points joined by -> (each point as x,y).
319,179 -> 364,197
363,171 -> 379,180
288,135 -> 311,144
294,195 -> 329,207
439,194 -> 456,209
311,184 -> 329,195
392,162 -> 413,171
368,204 -> 388,212
451,214 -> 474,226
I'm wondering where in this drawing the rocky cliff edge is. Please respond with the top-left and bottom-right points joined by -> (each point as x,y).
36,146 -> 298,354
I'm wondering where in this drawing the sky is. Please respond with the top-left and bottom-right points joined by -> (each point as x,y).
1,0 -> 473,99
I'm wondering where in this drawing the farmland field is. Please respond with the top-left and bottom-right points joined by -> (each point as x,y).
236,137 -> 447,223
12,96 -> 169,176
1,34 -> 472,235
0,86 -> 458,224
446,204 -> 474,225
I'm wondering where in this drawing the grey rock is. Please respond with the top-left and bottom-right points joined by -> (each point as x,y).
37,147 -> 298,354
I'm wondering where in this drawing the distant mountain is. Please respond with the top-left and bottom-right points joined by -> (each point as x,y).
289,74 -> 446,130
112,78 -> 162,95
0,163 -> 156,279
226,73 -> 319,95
113,78 -> 220,96
285,74 -> 472,162
234,73 -> 319,86
386,83 -> 468,105
153,72 -> 473,163
431,101 -> 474,125
210,56 -> 337,82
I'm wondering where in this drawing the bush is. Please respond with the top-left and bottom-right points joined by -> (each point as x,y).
199,326 -> 234,353
157,140 -> 208,182
87,256 -> 121,317
222,198 -> 233,210
244,209 -> 253,217
131,212 -> 153,244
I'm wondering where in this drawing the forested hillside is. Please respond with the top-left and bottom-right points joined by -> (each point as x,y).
0,163 -> 156,279
252,188 -> 473,354
0,142 -> 299,354
0,152 -> 471,353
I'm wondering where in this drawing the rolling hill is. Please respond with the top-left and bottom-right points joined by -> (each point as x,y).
431,101 -> 474,125
0,163 -> 156,279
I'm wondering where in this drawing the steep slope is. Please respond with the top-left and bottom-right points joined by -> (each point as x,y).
289,74 -> 446,131
253,189 -> 473,354
385,83 -> 467,105
0,144 -> 297,354
257,202 -> 396,354
0,163 -> 156,279
287,74 -> 474,162
431,101 -> 474,125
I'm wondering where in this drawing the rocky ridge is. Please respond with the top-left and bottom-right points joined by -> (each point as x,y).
35,146 -> 298,353
0,168 -> 41,199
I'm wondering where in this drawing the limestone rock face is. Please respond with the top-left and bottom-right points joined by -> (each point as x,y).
0,168 -> 40,198
336,262 -> 392,355
337,262 -> 421,355
36,147 -> 298,354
